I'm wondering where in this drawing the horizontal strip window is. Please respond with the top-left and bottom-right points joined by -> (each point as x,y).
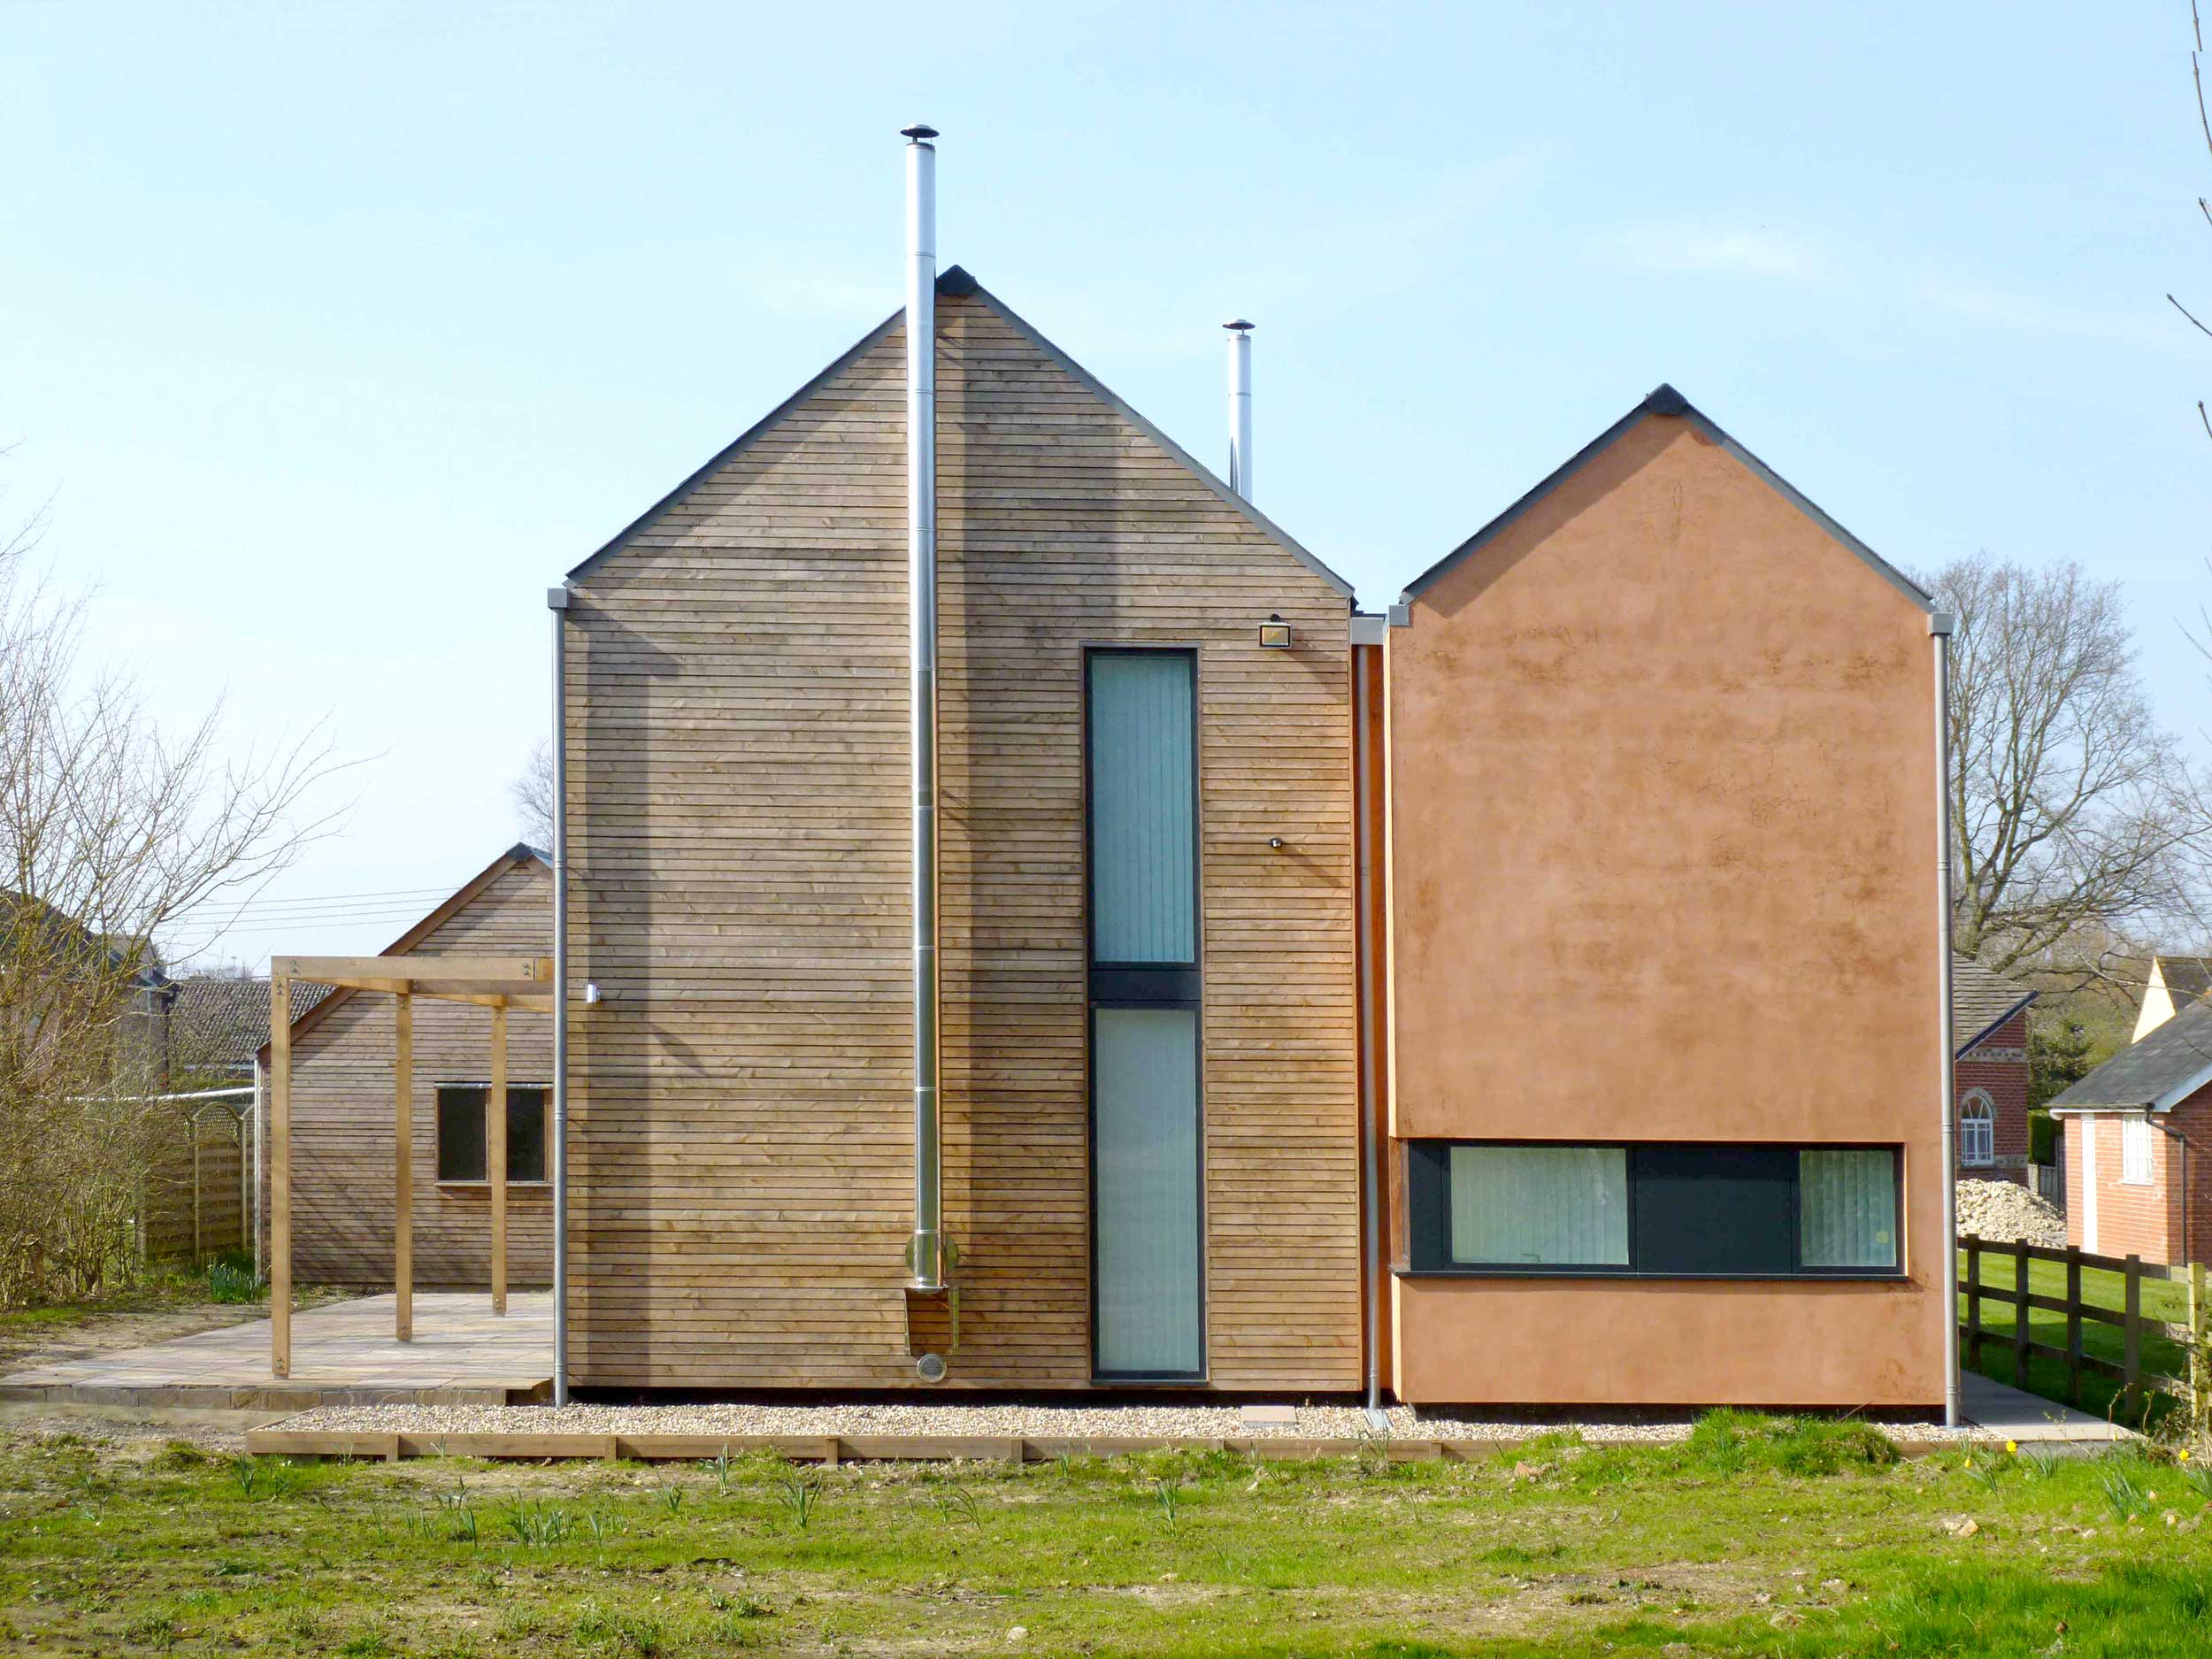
1406,1141 -> 1902,1279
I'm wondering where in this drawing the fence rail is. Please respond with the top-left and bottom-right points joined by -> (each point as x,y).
1958,1234 -> 2207,1416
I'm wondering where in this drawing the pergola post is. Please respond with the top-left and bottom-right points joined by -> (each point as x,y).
395,990 -> 413,1343
489,1000 -> 508,1316
270,976 -> 291,1379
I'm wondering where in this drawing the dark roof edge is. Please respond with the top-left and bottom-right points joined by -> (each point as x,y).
567,265 -> 1354,603
1955,989 -> 2039,1059
565,307 -> 905,584
1400,384 -> 1934,611
256,844 -> 549,1063
955,272 -> 1356,601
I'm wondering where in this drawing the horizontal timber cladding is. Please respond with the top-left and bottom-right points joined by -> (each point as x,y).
281,856 -> 555,1288
565,289 -> 1360,1390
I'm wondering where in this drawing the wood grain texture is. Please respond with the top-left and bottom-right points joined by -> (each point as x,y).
277,856 -> 554,1290
565,290 -> 1358,1390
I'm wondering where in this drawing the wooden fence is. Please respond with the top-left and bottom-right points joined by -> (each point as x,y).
1959,1235 -> 2208,1418
143,1102 -> 251,1266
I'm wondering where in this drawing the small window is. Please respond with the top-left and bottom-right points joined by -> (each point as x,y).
2122,1114 -> 2154,1186
1959,1091 -> 1994,1168
1408,1141 -> 1901,1278
435,1086 -> 549,1184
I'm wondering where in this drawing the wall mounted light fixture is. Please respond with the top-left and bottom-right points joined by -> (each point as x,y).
1259,614 -> 1292,649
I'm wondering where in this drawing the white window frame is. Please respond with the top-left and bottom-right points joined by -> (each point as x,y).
1959,1089 -> 1994,1168
2121,1113 -> 2155,1186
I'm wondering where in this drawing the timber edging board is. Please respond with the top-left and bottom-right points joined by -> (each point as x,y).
243,1429 -> 1976,1463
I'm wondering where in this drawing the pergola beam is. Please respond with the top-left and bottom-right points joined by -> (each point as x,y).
271,956 -> 552,999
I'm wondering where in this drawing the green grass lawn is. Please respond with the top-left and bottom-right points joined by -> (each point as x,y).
4,1415 -> 2212,1656
1956,1249 -> 2194,1428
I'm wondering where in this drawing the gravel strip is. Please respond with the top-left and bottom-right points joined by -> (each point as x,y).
273,1399 -> 1978,1445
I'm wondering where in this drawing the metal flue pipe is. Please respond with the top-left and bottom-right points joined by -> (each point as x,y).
902,122 -> 945,1294
1225,319 -> 1254,498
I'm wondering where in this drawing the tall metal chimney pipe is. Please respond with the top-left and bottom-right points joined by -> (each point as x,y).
902,122 -> 945,1294
1224,319 -> 1254,498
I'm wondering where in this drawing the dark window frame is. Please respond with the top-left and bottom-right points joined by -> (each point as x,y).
434,1083 -> 552,1187
1404,1140 -> 1905,1281
1082,645 -> 1209,1383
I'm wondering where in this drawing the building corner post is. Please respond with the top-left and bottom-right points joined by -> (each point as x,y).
1931,609 -> 1960,1429
548,584 -> 572,1404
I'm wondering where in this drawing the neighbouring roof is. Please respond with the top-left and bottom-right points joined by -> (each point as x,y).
1954,956 -> 2036,1058
1398,384 -> 1933,612
256,844 -> 549,1063
2153,955 -> 2212,1010
171,977 -> 332,1071
2048,996 -> 2212,1113
564,265 -> 1355,601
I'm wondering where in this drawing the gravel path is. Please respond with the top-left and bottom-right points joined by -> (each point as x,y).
273,1399 -> 1976,1445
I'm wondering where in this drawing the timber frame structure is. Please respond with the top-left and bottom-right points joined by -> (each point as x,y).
266,955 -> 552,1378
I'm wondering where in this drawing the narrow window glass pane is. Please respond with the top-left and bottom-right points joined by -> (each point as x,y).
1799,1149 -> 1898,1269
1093,1006 -> 1202,1374
506,1088 -> 548,1183
437,1087 -> 487,1183
1088,653 -> 1195,964
1448,1145 -> 1628,1266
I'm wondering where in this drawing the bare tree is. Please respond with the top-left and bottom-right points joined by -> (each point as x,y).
0,527 -> 343,1302
512,739 -> 554,849
1928,555 -> 2206,982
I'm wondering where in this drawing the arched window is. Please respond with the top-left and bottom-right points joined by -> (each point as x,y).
1960,1090 -> 1994,1168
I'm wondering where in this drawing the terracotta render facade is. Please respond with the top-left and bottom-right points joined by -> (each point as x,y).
1379,389 -> 1947,1409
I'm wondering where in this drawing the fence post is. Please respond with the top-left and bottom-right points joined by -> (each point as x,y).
2192,1261 -> 2208,1444
2014,1244 -> 2032,1389
2066,1245 -> 2085,1408
2122,1253 -> 2143,1421
1964,1235 -> 1983,1370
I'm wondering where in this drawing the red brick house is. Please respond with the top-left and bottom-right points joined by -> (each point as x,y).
2048,999 -> 2212,1266
1953,956 -> 2034,1185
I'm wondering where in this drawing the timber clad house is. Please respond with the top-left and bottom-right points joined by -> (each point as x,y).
267,131 -> 1957,1409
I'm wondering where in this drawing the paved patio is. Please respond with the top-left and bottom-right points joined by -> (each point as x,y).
1960,1370 -> 2134,1444
0,1293 -> 552,1410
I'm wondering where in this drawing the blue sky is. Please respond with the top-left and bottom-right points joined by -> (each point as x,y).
4,2 -> 2208,968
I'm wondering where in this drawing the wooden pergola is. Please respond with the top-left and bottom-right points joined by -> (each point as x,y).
268,955 -> 553,1379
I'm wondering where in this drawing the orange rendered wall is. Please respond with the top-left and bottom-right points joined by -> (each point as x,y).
1384,409 -> 1946,1408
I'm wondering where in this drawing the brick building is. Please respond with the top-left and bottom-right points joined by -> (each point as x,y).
1953,956 -> 2034,1185
2048,999 -> 2212,1267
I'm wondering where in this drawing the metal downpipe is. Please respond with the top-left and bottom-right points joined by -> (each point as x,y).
549,584 -> 572,1403
1932,611 -> 1959,1429
903,123 -> 944,1294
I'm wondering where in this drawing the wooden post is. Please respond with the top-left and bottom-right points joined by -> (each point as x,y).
191,1110 -> 203,1264
2192,1262 -> 2208,1441
489,1001 -> 508,1317
238,1103 -> 250,1251
1964,1235 -> 1983,1369
270,977 -> 291,1379
2013,1244 -> 2032,1389
2122,1252 -> 2143,1420
2065,1244 -> 2085,1408
395,991 -> 413,1344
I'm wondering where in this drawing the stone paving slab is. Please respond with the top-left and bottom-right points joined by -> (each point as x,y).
1961,1371 -> 2134,1443
0,1294 -> 551,1409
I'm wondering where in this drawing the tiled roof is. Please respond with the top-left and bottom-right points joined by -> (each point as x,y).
2050,996 -> 2212,1111
2154,956 -> 2212,1010
1954,956 -> 2035,1056
170,977 -> 331,1071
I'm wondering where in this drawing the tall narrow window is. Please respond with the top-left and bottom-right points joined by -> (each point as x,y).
1958,1091 -> 1994,1168
1087,649 -> 1203,1379
2123,1114 -> 2154,1185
